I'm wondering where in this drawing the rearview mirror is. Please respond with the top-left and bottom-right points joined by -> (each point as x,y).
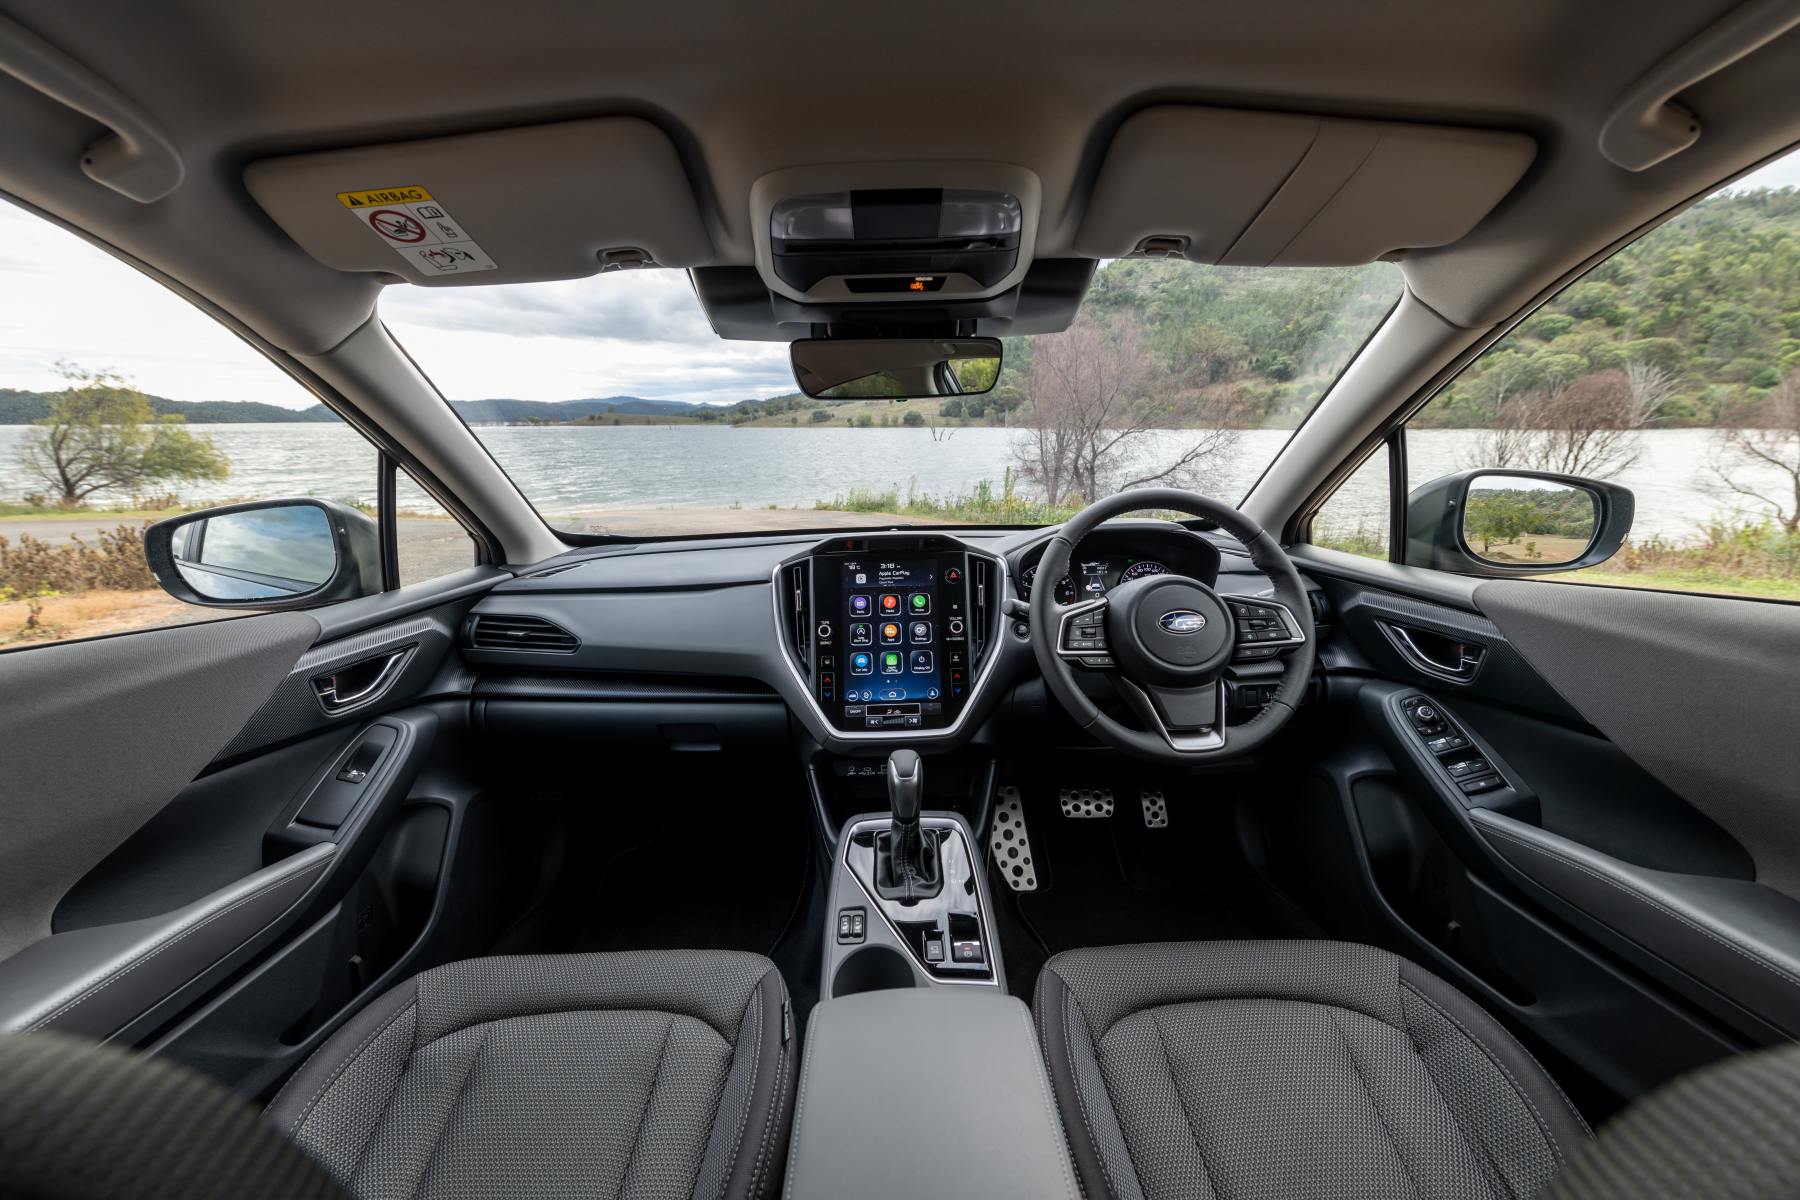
790,337 -> 1001,400
1404,469 -> 1634,577
144,498 -> 382,608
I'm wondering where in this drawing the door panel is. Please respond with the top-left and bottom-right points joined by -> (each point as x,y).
1288,555 -> 1796,1109
0,590 -> 487,1058
0,613 -> 320,961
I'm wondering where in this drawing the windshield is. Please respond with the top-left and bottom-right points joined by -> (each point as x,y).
382,259 -> 1404,537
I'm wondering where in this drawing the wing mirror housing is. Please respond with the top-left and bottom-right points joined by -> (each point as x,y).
1404,468 -> 1634,577
144,497 -> 382,609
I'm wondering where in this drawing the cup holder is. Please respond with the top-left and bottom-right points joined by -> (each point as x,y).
832,944 -> 919,997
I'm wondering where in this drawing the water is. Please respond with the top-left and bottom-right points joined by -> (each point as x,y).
0,424 -> 1778,543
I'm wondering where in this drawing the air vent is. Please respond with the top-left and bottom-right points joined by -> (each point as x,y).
971,556 -> 993,660
782,561 -> 811,671
467,614 -> 579,653
1306,590 -> 1330,628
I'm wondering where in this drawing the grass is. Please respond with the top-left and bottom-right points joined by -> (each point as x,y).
817,471 -> 1080,525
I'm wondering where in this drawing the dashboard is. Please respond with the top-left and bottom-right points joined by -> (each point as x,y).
464,520 -> 1275,753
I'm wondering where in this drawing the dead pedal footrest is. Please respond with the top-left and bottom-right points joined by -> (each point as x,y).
989,786 -> 1038,892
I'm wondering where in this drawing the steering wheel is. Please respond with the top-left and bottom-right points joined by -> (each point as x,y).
1028,488 -> 1315,764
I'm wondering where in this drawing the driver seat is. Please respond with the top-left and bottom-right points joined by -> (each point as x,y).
1034,940 -> 1591,1200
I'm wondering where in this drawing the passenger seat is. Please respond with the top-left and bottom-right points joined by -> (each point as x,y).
0,949 -> 796,1200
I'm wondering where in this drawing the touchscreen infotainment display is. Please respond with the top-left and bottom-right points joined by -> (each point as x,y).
808,546 -> 974,732
838,556 -> 942,705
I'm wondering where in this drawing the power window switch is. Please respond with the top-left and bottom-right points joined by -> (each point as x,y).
836,908 -> 866,943
335,767 -> 369,784
1459,775 -> 1505,795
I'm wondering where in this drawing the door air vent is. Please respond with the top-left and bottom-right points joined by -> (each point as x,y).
467,614 -> 579,653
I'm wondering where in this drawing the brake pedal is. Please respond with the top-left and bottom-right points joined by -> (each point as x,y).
1141,790 -> 1168,829
1059,787 -> 1114,819
989,786 -> 1038,892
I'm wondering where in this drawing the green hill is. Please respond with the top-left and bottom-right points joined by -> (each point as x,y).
0,389 -> 338,424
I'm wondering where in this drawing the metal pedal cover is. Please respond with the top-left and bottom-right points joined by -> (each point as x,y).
989,786 -> 1038,892
1059,788 -> 1115,819
1141,790 -> 1168,829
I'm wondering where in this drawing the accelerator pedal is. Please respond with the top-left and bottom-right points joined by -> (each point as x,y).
1141,789 -> 1168,829
1059,787 -> 1115,819
989,786 -> 1038,892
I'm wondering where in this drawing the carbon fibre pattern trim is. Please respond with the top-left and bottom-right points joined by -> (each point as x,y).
471,672 -> 778,702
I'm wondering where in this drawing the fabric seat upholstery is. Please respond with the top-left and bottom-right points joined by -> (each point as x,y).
264,950 -> 795,1200
1034,940 -> 1591,1200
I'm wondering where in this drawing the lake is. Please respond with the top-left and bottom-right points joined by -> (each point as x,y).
0,423 -> 1777,543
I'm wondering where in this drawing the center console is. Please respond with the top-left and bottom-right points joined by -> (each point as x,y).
776,535 -> 1003,738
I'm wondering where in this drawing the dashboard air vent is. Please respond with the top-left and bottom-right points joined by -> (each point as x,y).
467,614 -> 579,653
971,556 -> 993,660
782,561 -> 811,671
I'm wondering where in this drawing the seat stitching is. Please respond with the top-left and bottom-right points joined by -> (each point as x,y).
617,1015 -> 677,1196
719,981 -> 765,1198
409,1021 -> 491,1196
748,1033 -> 789,1200
1394,990 -> 1518,1199
1480,824 -> 1800,992
287,998 -> 419,1138
1327,1006 -> 1424,1200
1015,999 -> 1081,1200
1145,1009 -> 1221,1200
1063,981 -> 1135,1200
28,860 -> 325,1031
1398,979 -> 1568,1162
782,1012 -> 819,1199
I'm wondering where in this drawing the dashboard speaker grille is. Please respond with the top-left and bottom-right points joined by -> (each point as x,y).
467,614 -> 579,653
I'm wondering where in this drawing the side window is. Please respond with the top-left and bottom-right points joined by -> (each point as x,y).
1329,149 -> 1797,600
1310,448 -> 1392,560
0,200 -> 406,648
395,467 -> 478,587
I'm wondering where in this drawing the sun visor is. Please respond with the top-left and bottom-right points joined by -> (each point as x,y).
243,118 -> 712,285
1075,107 -> 1535,267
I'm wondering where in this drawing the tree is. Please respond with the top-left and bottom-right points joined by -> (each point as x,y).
1711,368 -> 1800,532
1011,317 -> 1243,506
20,367 -> 229,507
1469,369 -> 1645,479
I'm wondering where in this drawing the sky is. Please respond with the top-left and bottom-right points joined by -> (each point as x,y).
2,149 -> 1796,411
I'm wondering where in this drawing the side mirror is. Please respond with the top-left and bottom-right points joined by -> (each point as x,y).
144,498 -> 382,608
1404,469 -> 1634,577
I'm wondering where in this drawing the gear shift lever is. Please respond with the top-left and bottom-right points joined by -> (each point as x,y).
876,749 -> 941,902
887,749 -> 923,835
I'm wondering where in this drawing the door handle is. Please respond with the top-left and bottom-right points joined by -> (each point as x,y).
1378,621 -> 1486,683
311,647 -> 415,715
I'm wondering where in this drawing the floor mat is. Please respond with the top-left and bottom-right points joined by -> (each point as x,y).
991,775 -> 1313,998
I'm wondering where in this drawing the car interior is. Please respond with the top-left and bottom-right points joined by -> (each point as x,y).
2,2 -> 1799,1198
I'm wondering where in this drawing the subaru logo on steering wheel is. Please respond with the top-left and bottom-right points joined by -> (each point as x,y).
1159,609 -> 1207,634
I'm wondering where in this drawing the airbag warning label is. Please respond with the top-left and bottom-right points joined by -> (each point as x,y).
337,185 -> 497,276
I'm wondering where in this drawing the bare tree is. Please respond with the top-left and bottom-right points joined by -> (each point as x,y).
1710,369 -> 1800,533
1012,318 -> 1242,505
1622,358 -> 1678,428
1469,369 -> 1644,479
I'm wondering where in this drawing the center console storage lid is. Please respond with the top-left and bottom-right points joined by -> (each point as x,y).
785,989 -> 1077,1200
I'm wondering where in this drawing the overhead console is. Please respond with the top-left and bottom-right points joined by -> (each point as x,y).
776,534 -> 1003,738
1075,105 -> 1536,267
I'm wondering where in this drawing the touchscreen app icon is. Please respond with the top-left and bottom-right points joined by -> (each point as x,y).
879,594 -> 901,614
879,622 -> 902,644
850,652 -> 872,675
909,621 -> 931,643
911,650 -> 934,673
908,593 -> 930,614
849,623 -> 872,645
849,595 -> 871,616
880,651 -> 903,674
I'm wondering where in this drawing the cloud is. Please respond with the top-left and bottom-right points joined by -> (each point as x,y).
381,270 -> 794,405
